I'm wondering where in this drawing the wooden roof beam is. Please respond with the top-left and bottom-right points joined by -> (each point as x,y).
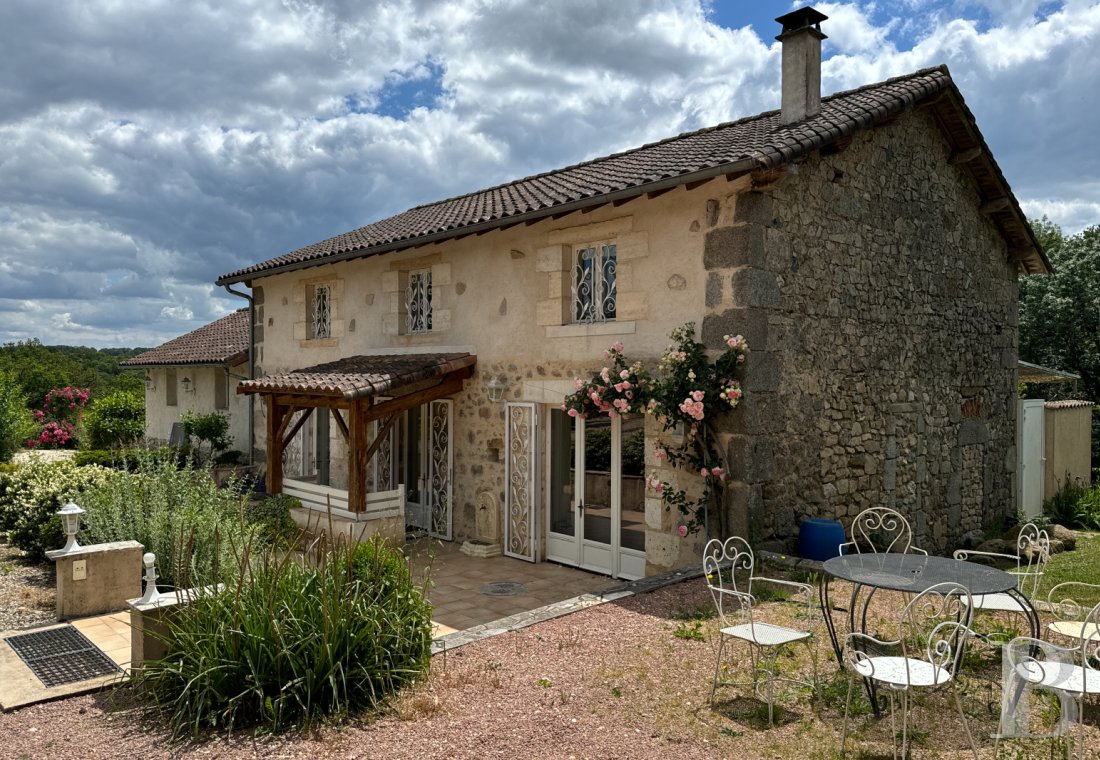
980,197 -> 1011,214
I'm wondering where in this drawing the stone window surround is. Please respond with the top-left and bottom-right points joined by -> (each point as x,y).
381,254 -> 452,338
535,215 -> 649,338
293,275 -> 344,347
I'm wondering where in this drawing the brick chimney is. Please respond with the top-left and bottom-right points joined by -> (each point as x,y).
775,6 -> 828,125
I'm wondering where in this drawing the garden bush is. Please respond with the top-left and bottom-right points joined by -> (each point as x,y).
1044,476 -> 1100,530
181,410 -> 230,465
242,493 -> 298,547
83,390 -> 145,449
136,535 -> 433,736
78,453 -> 251,587
0,370 -> 34,462
0,459 -> 113,559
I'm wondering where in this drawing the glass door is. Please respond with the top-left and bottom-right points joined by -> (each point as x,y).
546,408 -> 645,579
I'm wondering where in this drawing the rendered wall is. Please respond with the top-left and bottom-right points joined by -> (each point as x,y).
143,361 -> 250,452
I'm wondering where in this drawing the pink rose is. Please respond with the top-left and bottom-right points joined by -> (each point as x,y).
691,390 -> 704,402
613,342 -> 624,352
678,525 -> 688,538
700,467 -> 709,477
567,408 -> 578,417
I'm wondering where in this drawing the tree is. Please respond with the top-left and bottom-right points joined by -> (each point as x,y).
84,390 -> 145,449
1019,219 -> 1100,403
0,370 -> 34,462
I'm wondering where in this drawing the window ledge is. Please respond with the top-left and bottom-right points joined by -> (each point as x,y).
545,321 -> 636,339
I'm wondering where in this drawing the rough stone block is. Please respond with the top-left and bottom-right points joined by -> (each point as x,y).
701,308 -> 769,352
732,191 -> 775,226
703,224 -> 765,269
731,268 -> 780,309
958,419 -> 990,446
705,272 -> 724,308
741,351 -> 780,392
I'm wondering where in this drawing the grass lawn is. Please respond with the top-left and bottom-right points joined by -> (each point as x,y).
1042,529 -> 1100,600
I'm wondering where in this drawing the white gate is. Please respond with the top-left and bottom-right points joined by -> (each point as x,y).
427,400 -> 453,540
1017,399 -> 1046,518
504,402 -> 538,562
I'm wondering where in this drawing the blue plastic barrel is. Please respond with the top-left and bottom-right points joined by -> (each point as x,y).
797,518 -> 846,561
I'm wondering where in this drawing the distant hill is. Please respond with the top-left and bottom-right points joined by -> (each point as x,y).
0,340 -> 147,407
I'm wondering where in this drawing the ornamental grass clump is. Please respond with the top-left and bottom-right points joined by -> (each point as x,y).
136,534 -> 433,737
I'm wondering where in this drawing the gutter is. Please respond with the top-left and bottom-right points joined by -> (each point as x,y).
216,157 -> 762,285
222,284 -> 256,466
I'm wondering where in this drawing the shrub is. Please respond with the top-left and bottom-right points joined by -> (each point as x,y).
1044,476 -> 1100,530
212,449 -> 244,466
26,386 -> 89,449
136,535 -> 432,736
242,493 -> 299,547
73,446 -> 194,471
0,370 -> 34,462
181,410 -> 230,464
0,460 -> 113,559
78,453 -> 249,587
83,390 -> 145,449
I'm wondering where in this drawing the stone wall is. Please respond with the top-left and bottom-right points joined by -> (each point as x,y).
703,107 -> 1020,553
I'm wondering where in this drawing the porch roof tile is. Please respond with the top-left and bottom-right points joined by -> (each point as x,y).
237,352 -> 476,400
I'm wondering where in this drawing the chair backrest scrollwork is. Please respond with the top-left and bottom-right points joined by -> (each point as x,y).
842,507 -> 925,556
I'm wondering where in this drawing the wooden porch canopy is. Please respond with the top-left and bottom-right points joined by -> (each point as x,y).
236,352 -> 475,512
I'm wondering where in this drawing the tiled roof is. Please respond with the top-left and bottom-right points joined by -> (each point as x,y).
236,353 -> 476,400
218,64 -> 1047,283
121,310 -> 249,367
1044,400 -> 1094,409
1018,360 -> 1080,385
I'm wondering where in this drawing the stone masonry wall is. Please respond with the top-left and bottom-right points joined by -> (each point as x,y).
703,107 -> 1020,554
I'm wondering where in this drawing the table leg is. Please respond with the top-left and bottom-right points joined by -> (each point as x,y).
1006,588 -> 1041,641
819,574 -> 844,665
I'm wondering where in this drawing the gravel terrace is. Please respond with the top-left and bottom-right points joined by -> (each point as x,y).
0,542 -> 55,632
3,572 -> 1093,760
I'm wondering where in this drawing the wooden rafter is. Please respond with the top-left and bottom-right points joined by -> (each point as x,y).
281,407 -> 314,450
365,372 -> 469,422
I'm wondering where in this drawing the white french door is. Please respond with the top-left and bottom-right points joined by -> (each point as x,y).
545,408 -> 645,580
394,401 -> 453,538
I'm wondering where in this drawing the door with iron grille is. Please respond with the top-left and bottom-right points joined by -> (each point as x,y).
504,402 -> 538,561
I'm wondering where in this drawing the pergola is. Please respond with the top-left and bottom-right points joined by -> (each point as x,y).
236,353 -> 476,512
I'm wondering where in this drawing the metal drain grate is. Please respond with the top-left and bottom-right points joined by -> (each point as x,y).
479,581 -> 528,597
6,625 -> 122,688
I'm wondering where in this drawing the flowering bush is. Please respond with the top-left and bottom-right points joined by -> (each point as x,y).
25,386 -> 90,449
562,323 -> 749,536
561,342 -> 651,420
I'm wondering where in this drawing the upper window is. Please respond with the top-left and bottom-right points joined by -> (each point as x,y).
571,243 -> 617,323
309,284 -> 331,339
405,269 -> 433,334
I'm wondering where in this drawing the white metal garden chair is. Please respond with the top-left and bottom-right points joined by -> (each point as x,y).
1047,581 -> 1100,645
998,600 -> 1100,759
840,507 -> 928,556
952,522 -> 1050,635
704,536 -> 816,725
840,582 -> 979,760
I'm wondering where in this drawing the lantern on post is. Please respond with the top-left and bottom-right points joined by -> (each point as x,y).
57,501 -> 85,554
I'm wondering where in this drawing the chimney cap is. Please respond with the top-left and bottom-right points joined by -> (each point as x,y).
775,6 -> 828,41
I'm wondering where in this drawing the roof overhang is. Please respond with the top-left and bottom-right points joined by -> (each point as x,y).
1017,360 -> 1080,385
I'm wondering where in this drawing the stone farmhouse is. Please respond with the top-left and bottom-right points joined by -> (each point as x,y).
205,8 -> 1048,578
121,309 -> 251,452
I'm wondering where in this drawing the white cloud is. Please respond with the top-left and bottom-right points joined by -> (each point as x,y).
0,0 -> 1098,346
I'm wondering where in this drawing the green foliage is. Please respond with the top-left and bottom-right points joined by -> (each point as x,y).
213,449 -> 244,466
672,620 -> 705,641
72,446 -> 190,471
0,370 -> 34,462
1019,219 -> 1100,404
0,460 -> 114,559
83,390 -> 145,449
1043,477 -> 1100,530
135,535 -> 432,736
0,340 -> 145,410
77,453 -> 249,587
242,494 -> 299,547
181,410 -> 231,464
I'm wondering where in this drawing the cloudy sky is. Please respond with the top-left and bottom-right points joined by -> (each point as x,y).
1,0 -> 1098,348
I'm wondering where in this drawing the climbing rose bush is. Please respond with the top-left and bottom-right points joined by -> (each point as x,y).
562,323 -> 749,536
26,386 -> 89,449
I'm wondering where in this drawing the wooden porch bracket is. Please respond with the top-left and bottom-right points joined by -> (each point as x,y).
331,408 -> 350,444
281,407 -> 315,450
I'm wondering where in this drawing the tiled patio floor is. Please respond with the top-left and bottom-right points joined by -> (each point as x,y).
407,539 -> 620,635
71,611 -> 131,670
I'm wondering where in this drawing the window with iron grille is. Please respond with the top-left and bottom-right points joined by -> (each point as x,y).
571,244 -> 616,323
405,269 -> 433,334
310,284 -> 331,339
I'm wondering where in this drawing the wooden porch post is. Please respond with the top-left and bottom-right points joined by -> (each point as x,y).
347,398 -> 369,512
265,395 -> 285,495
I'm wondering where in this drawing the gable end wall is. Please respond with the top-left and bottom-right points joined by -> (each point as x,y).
706,107 -> 1020,553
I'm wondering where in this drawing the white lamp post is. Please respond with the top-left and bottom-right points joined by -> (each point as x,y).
136,552 -> 162,605
57,501 -> 85,554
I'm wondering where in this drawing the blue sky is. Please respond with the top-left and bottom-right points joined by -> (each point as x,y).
1,0 -> 1098,348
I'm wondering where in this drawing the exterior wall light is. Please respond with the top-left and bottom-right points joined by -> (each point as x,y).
144,370 -> 155,390
486,376 -> 507,402
181,376 -> 194,394
58,501 -> 85,554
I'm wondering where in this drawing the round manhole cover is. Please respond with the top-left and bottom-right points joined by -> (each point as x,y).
479,581 -> 528,596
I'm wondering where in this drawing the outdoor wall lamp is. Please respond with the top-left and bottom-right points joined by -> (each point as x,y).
486,375 -> 507,402
144,370 -> 155,391
181,376 -> 194,394
57,501 -> 85,554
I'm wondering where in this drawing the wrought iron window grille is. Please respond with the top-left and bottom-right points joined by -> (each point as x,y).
405,269 -> 433,334
571,244 -> 617,323
310,284 -> 331,339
